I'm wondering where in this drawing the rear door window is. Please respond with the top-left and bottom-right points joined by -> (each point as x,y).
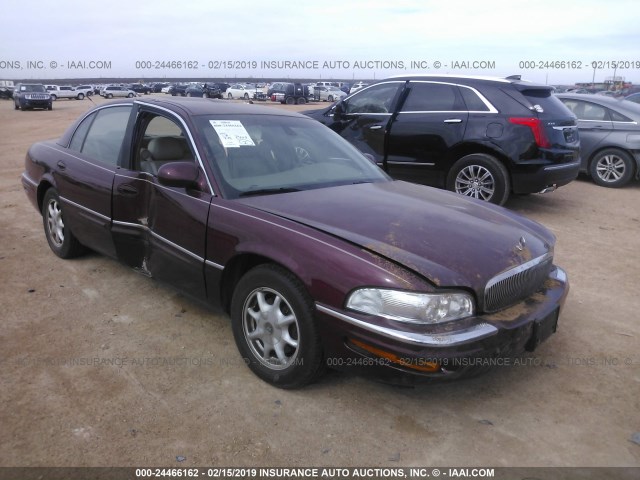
402,82 -> 465,112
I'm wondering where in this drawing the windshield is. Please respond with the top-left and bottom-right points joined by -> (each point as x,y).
194,114 -> 389,199
21,85 -> 46,93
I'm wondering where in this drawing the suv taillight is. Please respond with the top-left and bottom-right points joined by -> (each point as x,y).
508,117 -> 551,148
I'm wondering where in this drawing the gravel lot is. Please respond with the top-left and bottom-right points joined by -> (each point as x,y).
0,95 -> 639,469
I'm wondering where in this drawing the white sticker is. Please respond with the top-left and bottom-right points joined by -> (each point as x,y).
209,120 -> 256,148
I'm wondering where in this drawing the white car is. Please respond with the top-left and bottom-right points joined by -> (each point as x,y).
100,86 -> 137,98
161,85 -> 172,94
226,83 -> 260,99
74,85 -> 94,97
315,85 -> 347,102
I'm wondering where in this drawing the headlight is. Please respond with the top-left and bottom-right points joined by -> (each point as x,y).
346,288 -> 474,324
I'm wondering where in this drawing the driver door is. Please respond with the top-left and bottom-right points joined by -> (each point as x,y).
111,106 -> 213,298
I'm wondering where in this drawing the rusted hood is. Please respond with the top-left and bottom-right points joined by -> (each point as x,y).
238,181 -> 555,292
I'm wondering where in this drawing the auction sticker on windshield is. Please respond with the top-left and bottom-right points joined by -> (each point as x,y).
209,120 -> 255,148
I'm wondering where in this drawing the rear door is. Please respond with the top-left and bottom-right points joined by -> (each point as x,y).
53,104 -> 134,258
385,81 -> 469,186
327,81 -> 405,164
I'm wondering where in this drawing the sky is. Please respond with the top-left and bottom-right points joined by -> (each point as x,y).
2,0 -> 640,85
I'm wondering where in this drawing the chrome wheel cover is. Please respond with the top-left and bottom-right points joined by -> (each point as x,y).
242,287 -> 300,370
455,165 -> 495,201
595,154 -> 626,182
46,199 -> 65,247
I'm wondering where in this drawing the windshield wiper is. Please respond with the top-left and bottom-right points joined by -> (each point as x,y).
239,187 -> 301,197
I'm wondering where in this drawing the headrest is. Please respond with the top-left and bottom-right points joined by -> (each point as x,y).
148,137 -> 185,161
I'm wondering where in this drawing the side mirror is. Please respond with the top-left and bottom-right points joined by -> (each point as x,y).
333,100 -> 345,119
157,162 -> 200,189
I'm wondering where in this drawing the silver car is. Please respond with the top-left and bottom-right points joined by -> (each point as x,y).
100,86 -> 136,99
557,93 -> 640,187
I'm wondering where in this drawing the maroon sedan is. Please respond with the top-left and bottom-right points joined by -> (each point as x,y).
21,98 -> 569,388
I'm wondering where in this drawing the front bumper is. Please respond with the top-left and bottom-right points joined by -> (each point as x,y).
316,266 -> 569,384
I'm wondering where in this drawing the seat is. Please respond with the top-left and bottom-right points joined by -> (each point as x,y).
140,137 -> 192,174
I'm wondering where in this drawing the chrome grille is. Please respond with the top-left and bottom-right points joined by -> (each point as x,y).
484,253 -> 553,312
27,94 -> 50,100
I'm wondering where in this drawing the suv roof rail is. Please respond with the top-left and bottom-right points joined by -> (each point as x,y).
505,75 -> 522,80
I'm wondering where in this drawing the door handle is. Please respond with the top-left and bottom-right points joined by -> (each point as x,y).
57,161 -> 66,170
369,125 -> 383,130
117,184 -> 138,195
444,119 -> 463,124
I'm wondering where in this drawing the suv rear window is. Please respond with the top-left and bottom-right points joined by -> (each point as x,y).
519,88 -> 572,117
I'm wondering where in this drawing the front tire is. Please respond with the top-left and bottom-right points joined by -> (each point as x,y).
296,97 -> 306,105
107,93 -> 113,99
589,148 -> 634,187
447,153 -> 510,205
42,189 -> 85,259
285,97 -> 295,105
228,93 -> 233,99
230,265 -> 324,389
50,94 -> 57,101
76,93 -> 84,100
127,93 -> 134,98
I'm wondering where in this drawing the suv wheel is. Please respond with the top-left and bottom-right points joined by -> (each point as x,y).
244,93 -> 249,100
107,93 -> 113,99
447,153 -> 510,205
285,97 -> 295,105
589,148 -> 634,188
296,97 -> 306,105
76,93 -> 84,100
14,102 -> 19,110
50,94 -> 57,101
328,95 -> 334,102
228,93 -> 233,99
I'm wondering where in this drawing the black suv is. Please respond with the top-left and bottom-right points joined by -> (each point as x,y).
267,82 -> 310,105
304,75 -> 580,204
185,82 -> 225,99
13,84 -> 52,111
128,83 -> 152,95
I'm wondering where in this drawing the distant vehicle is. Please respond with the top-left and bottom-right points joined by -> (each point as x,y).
185,83 -> 224,99
314,85 -> 347,102
48,85 -> 85,100
0,80 -> 14,99
169,84 -> 189,96
129,84 -> 152,95
624,92 -> 640,104
226,83 -> 260,100
75,85 -> 94,97
349,82 -> 368,94
13,83 -> 52,110
152,82 -> 169,93
267,82 -> 310,104
161,85 -> 172,94
557,93 -> 640,188
100,86 -> 136,99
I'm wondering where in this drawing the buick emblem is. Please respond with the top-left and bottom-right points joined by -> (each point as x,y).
516,236 -> 526,252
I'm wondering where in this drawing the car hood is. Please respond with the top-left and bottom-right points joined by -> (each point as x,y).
237,181 -> 554,295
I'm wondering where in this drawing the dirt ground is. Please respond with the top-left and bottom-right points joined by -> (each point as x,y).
0,95 -> 638,470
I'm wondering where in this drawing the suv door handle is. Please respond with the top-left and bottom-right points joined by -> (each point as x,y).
369,125 -> 383,130
444,119 -> 463,124
57,161 -> 66,170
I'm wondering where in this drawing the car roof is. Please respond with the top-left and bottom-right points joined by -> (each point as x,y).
556,93 -> 640,118
119,97 -> 308,118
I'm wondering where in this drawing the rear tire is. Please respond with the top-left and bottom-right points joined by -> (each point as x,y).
76,93 -> 84,100
447,153 -> 510,205
296,97 -> 306,105
285,97 -> 295,105
589,148 -> 634,187
50,94 -> 57,101
42,189 -> 85,259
